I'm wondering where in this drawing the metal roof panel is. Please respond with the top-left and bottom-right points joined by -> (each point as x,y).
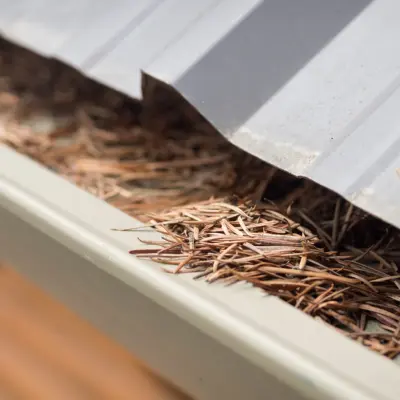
3,0 -> 94,56
0,1 -> 34,28
173,0 -> 372,138
56,0 -> 163,69
86,0 -> 224,98
144,0 -> 260,85
1,0 -> 400,231
192,0 -> 399,228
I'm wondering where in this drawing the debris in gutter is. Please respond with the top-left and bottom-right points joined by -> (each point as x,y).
0,39 -> 399,360
131,196 -> 400,360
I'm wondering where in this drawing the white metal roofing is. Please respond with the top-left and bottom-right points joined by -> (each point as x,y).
1,0 -> 400,229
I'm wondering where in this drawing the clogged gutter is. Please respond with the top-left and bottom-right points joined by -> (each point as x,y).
1,39 -> 399,360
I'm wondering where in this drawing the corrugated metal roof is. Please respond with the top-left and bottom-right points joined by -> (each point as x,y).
1,0 -> 400,229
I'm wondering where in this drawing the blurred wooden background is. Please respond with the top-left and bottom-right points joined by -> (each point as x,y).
0,264 -> 191,400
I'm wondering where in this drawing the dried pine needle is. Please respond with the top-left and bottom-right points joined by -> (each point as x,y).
132,199 -> 400,359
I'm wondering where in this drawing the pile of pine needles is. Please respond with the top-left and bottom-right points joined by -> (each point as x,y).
1,40 -> 399,359
0,40 -> 268,217
131,193 -> 400,359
